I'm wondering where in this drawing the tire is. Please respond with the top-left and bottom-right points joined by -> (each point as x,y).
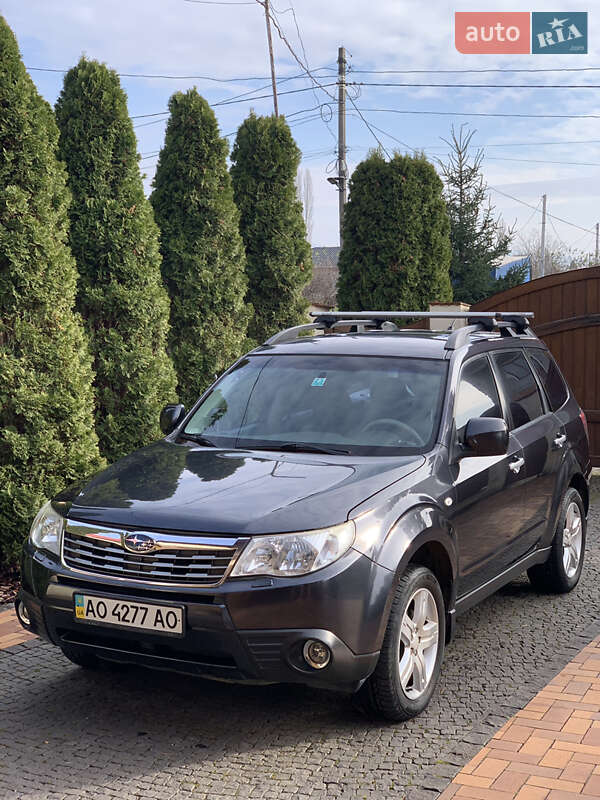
358,564 -> 445,722
60,645 -> 101,669
527,487 -> 586,594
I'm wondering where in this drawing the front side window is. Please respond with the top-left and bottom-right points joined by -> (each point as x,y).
184,355 -> 448,455
492,350 -> 545,429
454,356 -> 502,442
528,349 -> 568,411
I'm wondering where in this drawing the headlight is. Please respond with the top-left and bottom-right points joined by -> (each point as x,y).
29,500 -> 64,556
231,521 -> 355,578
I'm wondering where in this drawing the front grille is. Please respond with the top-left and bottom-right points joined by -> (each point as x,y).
62,521 -> 242,587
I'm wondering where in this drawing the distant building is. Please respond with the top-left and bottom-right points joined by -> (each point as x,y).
493,254 -> 532,282
304,246 -> 340,314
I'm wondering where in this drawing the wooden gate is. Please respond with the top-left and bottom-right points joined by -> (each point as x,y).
471,266 -> 600,466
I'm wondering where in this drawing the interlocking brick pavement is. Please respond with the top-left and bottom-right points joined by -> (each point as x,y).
0,486 -> 598,799
0,607 -> 36,649
439,636 -> 600,799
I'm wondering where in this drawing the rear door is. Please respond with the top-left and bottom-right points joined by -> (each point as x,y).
490,349 -> 561,561
450,354 -> 525,597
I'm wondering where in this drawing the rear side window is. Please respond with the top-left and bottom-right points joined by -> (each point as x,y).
492,350 -> 544,429
528,349 -> 568,411
455,357 -> 502,441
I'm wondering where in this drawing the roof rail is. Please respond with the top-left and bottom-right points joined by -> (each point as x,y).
263,310 -> 535,348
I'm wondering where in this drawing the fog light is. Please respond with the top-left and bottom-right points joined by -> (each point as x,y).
303,639 -> 331,670
15,600 -> 31,629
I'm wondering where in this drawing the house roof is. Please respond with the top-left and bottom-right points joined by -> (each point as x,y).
303,247 -> 341,308
311,246 -> 341,268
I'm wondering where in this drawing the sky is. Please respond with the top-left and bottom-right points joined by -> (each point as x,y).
3,0 -> 599,255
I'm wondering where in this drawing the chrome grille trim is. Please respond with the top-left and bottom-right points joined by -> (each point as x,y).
61,520 -> 246,587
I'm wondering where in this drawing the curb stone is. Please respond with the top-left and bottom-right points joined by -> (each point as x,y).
407,617 -> 600,800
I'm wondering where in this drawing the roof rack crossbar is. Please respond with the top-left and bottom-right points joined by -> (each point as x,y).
265,311 -> 535,347
310,310 -> 534,322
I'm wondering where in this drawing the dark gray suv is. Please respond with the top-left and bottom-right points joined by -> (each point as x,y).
17,311 -> 590,721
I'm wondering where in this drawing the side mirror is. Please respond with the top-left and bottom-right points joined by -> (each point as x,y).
160,403 -> 187,436
463,417 -> 508,457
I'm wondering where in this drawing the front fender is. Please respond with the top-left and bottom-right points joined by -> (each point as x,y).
353,504 -> 458,648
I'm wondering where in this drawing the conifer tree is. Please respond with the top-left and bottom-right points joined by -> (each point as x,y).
439,125 -> 513,304
0,20 -> 102,567
151,89 -> 251,406
230,113 -> 311,342
55,58 -> 177,462
337,151 -> 452,311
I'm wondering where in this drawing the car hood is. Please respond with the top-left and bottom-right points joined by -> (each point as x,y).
63,440 -> 424,534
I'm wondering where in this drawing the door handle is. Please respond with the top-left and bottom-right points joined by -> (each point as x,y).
553,433 -> 566,448
509,457 -> 525,474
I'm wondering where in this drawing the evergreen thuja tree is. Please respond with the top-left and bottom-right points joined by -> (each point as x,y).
230,113 -> 312,343
55,58 -> 177,462
439,125 -> 513,304
337,151 -> 452,311
0,19 -> 103,567
151,89 -> 251,407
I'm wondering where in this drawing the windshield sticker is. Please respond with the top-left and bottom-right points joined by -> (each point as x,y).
311,377 -> 327,387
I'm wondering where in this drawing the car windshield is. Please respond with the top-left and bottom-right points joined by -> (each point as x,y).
183,355 -> 447,455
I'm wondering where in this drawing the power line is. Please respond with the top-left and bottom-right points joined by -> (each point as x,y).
271,0 -> 336,142
254,0 -> 336,103
26,65 -> 334,82
133,82 -> 338,121
351,81 -> 600,89
484,156 -> 600,167
183,0 -> 255,5
513,199 -> 542,237
212,81 -> 337,106
426,138 -> 600,149
357,107 -> 600,120
346,97 -> 391,159
488,186 -> 595,235
349,66 -> 600,74
548,214 -> 571,251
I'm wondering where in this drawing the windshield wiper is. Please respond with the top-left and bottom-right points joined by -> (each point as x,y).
178,433 -> 217,447
249,442 -> 351,455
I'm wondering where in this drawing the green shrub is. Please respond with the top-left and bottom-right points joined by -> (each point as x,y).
151,89 -> 251,407
0,19 -> 103,568
230,113 -> 312,343
55,58 -> 178,462
337,151 -> 452,311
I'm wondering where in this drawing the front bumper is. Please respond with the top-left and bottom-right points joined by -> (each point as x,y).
19,543 -> 390,693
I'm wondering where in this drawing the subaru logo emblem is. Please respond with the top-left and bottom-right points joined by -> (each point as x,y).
123,532 -> 156,554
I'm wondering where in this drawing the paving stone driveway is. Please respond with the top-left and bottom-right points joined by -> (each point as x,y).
1,485 -> 599,800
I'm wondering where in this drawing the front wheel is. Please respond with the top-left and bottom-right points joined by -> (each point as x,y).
359,565 -> 445,722
528,487 -> 586,594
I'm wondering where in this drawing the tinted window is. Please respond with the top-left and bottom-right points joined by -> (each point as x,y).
492,351 -> 544,429
184,355 -> 447,455
455,357 -> 502,441
528,349 -> 568,411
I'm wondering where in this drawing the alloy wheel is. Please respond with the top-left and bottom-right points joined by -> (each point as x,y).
563,501 -> 583,578
398,587 -> 440,700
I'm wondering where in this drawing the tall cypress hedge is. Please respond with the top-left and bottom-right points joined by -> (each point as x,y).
55,58 -> 177,463
230,113 -> 311,343
337,152 -> 452,311
151,89 -> 251,407
0,19 -> 103,567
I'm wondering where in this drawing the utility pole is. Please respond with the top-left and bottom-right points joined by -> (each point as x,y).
540,193 -> 547,278
595,222 -> 599,264
337,46 -> 347,246
327,47 -> 347,246
263,0 -> 278,117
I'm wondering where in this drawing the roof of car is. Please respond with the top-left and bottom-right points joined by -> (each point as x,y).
253,329 -> 544,359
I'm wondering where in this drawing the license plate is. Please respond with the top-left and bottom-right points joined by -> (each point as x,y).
73,594 -> 184,636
